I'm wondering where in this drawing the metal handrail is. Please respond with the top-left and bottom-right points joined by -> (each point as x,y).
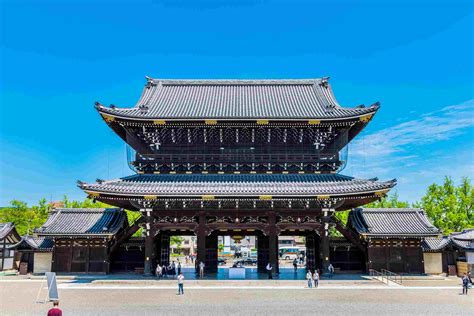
369,269 -> 386,284
381,269 -> 403,285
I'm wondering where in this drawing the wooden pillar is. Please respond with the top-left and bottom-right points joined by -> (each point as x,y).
205,232 -> 218,273
320,208 -> 332,275
257,234 -> 269,273
268,212 -> 279,274
196,212 -> 207,272
306,232 -> 318,272
1,238 -> 6,271
143,208 -> 154,276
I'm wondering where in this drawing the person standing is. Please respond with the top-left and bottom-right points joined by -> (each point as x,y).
199,261 -> 205,278
313,270 -> 319,288
266,262 -> 273,279
162,264 -> 168,278
328,263 -> 334,279
47,301 -> 62,316
462,273 -> 469,295
177,261 -> 182,275
293,258 -> 298,273
171,261 -> 177,278
155,264 -> 162,279
306,270 -> 313,288
177,272 -> 185,295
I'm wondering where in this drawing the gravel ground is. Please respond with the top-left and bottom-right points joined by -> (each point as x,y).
1,281 -> 473,316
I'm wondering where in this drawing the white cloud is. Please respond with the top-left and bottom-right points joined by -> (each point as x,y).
351,99 -> 474,158
345,99 -> 474,201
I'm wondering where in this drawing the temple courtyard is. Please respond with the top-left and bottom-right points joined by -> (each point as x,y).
1,275 -> 472,315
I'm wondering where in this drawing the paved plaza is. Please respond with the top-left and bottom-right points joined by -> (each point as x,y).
1,275 -> 472,315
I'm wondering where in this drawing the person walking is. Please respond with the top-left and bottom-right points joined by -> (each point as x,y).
462,273 -> 469,295
313,270 -> 319,288
199,261 -> 205,278
155,264 -> 162,279
177,272 -> 185,295
328,263 -> 334,279
293,258 -> 298,273
306,270 -> 313,288
266,262 -> 273,279
47,301 -> 62,316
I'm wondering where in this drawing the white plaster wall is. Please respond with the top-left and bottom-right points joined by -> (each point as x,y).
34,253 -> 52,274
423,252 -> 443,274
466,252 -> 474,263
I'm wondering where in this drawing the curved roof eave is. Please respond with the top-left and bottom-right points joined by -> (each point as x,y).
95,104 -> 380,122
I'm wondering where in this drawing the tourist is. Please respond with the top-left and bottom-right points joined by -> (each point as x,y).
185,255 -> 189,265
462,273 -> 469,295
293,258 -> 298,273
162,264 -> 168,278
177,272 -> 185,295
47,301 -> 62,316
313,270 -> 319,288
156,264 -> 162,278
191,254 -> 194,264
177,261 -> 182,275
306,270 -> 313,288
299,253 -> 304,264
168,262 -> 173,278
171,261 -> 177,278
328,263 -> 334,279
199,261 -> 205,278
266,262 -> 273,279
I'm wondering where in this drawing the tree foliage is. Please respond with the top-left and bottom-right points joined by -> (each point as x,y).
332,178 -> 473,236
420,177 -> 473,234
0,196 -> 142,237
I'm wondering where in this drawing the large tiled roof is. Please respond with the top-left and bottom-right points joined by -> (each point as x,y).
96,78 -> 379,120
349,208 -> 440,238
422,230 -> 474,252
0,222 -> 21,243
35,208 -> 127,237
79,174 -> 396,197
451,229 -> 474,242
421,237 -> 451,252
8,236 -> 53,252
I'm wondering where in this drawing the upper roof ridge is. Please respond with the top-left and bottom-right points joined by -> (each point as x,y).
149,78 -> 326,86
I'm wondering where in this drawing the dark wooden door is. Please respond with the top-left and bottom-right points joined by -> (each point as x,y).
54,247 -> 72,273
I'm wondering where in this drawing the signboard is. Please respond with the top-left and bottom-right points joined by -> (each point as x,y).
45,272 -> 59,301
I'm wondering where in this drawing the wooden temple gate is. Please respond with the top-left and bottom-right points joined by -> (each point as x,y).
137,206 -> 338,275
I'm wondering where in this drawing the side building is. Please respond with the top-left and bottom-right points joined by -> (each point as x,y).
348,208 -> 440,273
0,223 -> 21,271
34,208 -> 129,273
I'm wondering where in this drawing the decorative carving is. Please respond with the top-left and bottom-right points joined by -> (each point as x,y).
278,216 -> 296,224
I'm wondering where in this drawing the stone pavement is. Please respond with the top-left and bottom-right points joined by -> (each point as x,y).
0,278 -> 472,316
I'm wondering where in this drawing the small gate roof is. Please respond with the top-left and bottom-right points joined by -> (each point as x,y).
35,208 -> 127,237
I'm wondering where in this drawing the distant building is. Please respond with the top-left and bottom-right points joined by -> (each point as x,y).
0,223 -> 21,270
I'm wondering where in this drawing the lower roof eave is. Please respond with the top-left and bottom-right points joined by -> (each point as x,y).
366,234 -> 441,239
83,190 -> 392,200
36,234 -> 115,238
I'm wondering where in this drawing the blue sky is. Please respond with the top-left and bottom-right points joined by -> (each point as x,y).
0,0 -> 473,206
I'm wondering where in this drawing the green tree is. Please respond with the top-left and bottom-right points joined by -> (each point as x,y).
420,177 -> 473,234
170,236 -> 185,253
0,199 -> 51,235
